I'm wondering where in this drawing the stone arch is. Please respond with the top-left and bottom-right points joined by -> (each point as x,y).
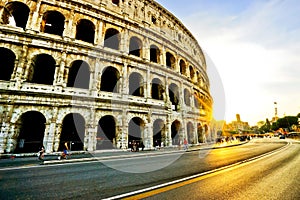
166,52 -> 175,69
1,1 -> 30,30
169,83 -> 180,111
180,59 -> 187,75
129,72 -> 144,97
197,123 -> 204,143
112,0 -> 120,6
151,78 -> 164,100
100,66 -> 120,93
14,111 -> 46,153
129,36 -> 142,57
128,117 -> 145,147
150,44 -> 160,63
75,19 -> 95,43
194,92 -> 200,108
104,28 -> 120,50
40,10 -> 65,36
189,65 -> 195,81
29,54 -> 56,85
187,122 -> 194,144
59,113 -> 85,151
153,119 -> 165,147
171,120 -> 181,145
184,88 -> 191,106
67,60 -> 90,89
97,115 -> 117,149
0,47 -> 16,81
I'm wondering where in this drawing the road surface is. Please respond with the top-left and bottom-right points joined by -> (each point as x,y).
0,138 -> 293,199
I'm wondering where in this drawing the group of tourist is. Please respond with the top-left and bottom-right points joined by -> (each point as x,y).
129,140 -> 145,152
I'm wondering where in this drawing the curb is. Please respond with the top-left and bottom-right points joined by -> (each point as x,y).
42,141 -> 249,165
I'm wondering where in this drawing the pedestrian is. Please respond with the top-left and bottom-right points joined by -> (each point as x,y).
38,145 -> 45,160
140,141 -> 145,151
183,138 -> 188,150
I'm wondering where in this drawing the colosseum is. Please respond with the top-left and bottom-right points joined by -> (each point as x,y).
0,0 -> 213,154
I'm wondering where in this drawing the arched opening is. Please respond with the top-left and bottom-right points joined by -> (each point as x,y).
100,66 -> 120,93
151,78 -> 164,100
59,113 -> 85,151
153,119 -> 164,147
189,66 -> 195,81
187,122 -> 194,144
97,115 -> 116,150
1,2 -> 30,29
40,11 -> 65,36
0,47 -> 16,81
29,54 -> 56,85
180,59 -> 186,75
128,117 -> 145,148
67,60 -> 90,89
76,19 -> 95,43
197,71 -> 201,84
171,120 -> 181,145
194,92 -> 200,108
150,45 -> 160,63
184,89 -> 191,106
104,28 -> 120,50
129,36 -> 142,57
112,0 -> 120,5
197,123 -> 204,143
166,52 -> 175,69
15,111 -> 46,153
169,83 -> 180,111
129,72 -> 144,97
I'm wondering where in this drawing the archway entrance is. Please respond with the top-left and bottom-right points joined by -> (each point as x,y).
153,119 -> 164,147
197,123 -> 204,143
59,113 -> 85,151
15,111 -> 46,153
128,117 -> 144,147
97,115 -> 116,149
171,120 -> 181,145
187,122 -> 194,144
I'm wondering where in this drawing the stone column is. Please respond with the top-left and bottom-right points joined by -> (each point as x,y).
63,9 -> 74,39
145,122 -> 153,149
122,63 -> 128,95
5,123 -> 19,153
25,0 -> 42,33
161,46 -> 166,66
91,58 -> 101,96
54,51 -> 67,87
12,45 -> 28,83
120,29 -> 129,53
43,123 -> 50,150
121,110 -> 128,149
145,69 -> 151,98
86,123 -> 97,152
95,20 -> 103,46
53,124 -> 62,152
166,114 -> 172,146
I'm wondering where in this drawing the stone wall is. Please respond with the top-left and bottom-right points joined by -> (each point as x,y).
0,0 -> 212,153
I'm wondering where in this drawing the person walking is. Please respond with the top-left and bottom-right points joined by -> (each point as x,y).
38,145 -> 45,160
183,138 -> 188,151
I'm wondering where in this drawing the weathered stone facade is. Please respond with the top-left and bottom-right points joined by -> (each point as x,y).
0,0 -> 213,153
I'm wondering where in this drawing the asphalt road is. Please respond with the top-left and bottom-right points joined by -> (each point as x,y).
128,139 -> 300,200
0,138 -> 290,199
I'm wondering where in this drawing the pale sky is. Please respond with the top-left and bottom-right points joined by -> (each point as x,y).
156,0 -> 300,126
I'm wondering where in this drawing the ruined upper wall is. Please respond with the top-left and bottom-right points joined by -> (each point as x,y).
74,0 -> 207,71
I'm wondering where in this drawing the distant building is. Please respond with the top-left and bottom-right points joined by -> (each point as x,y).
224,114 -> 250,133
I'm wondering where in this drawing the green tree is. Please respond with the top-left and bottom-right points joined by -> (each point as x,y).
276,116 -> 298,131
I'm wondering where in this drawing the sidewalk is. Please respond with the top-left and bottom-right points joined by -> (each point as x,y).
0,141 -> 248,168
